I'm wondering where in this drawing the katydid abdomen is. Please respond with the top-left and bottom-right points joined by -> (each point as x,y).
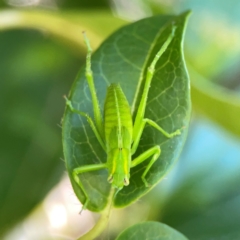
104,83 -> 133,188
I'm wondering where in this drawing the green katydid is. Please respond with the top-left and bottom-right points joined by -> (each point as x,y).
65,26 -> 181,210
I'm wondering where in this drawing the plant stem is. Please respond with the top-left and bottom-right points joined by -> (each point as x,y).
0,10 -> 102,51
77,187 -> 115,240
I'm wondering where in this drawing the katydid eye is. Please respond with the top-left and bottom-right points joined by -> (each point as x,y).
124,178 -> 129,186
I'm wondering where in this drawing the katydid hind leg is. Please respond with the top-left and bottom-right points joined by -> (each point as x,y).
131,146 -> 161,187
131,116 -> 180,155
144,118 -> 181,137
133,28 -> 176,140
72,163 -> 107,210
131,28 -> 180,154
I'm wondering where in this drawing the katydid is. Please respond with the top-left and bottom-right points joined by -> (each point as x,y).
65,27 -> 181,209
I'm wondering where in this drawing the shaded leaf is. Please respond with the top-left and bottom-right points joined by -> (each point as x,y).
116,221 -> 189,240
62,11 -> 191,211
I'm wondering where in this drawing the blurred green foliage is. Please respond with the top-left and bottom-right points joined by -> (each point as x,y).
0,0 -> 240,239
157,119 -> 240,239
59,0 -> 110,9
0,29 -> 82,235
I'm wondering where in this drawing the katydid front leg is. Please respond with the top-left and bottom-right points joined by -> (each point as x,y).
65,99 -> 107,210
73,163 -> 107,210
65,34 -> 107,210
83,32 -> 104,137
65,97 -> 106,152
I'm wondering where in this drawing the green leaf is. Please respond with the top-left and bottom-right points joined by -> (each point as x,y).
62,11 -> 191,211
116,221 -> 189,240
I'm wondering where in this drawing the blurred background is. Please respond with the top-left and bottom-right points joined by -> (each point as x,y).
0,0 -> 240,239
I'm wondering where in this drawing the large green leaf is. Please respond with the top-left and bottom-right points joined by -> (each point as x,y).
62,11 -> 191,212
116,222 -> 189,240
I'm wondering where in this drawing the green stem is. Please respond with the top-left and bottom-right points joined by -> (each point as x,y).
77,187 -> 115,240
0,10 -> 102,51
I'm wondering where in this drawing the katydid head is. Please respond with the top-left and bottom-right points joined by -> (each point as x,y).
107,147 -> 131,189
108,172 -> 130,189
